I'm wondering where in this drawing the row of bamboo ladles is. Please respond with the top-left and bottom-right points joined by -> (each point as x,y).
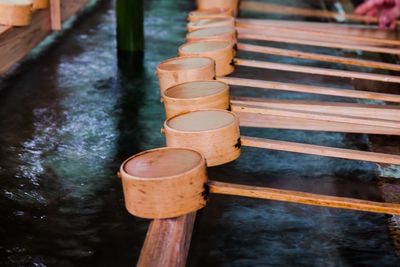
117,0 -> 400,220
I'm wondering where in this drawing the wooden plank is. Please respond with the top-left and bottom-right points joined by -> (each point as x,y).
236,23 -> 400,46
234,59 -> 400,84
231,97 -> 400,121
236,112 -> 400,135
237,43 -> 400,72
241,136 -> 400,165
219,77 -> 400,103
239,1 -> 400,26
137,212 -> 196,267
209,181 -> 400,215
0,0 -> 89,74
238,31 -> 400,55
232,104 -> 400,129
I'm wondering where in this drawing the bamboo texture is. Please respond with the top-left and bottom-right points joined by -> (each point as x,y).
219,77 -> 400,103
234,59 -> 400,84
209,181 -> 400,215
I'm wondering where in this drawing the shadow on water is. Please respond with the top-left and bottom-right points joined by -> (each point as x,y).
0,0 -> 399,266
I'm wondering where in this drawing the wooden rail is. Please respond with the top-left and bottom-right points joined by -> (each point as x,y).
137,213 -> 196,267
0,0 -> 89,74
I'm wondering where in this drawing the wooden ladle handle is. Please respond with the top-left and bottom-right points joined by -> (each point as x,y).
209,181 -> 400,215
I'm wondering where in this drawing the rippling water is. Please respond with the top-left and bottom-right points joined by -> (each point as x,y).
0,0 -> 399,266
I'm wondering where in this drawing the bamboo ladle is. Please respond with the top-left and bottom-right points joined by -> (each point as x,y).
188,14 -> 399,42
161,80 -> 400,134
155,58 -> 400,135
188,7 -> 400,48
162,109 -> 400,167
188,17 -> 400,50
186,25 -> 400,71
155,55 -> 400,104
179,40 -> 400,85
119,147 -> 400,221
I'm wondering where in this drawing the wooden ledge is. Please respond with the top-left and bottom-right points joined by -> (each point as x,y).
0,0 -> 89,75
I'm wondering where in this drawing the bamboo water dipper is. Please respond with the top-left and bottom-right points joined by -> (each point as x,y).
188,15 -> 399,43
162,109 -> 400,167
156,56 -> 215,93
178,40 -> 400,84
185,25 -> 400,71
187,22 -> 400,56
161,80 -> 400,135
156,56 -> 400,104
187,8 -> 400,50
119,147 -> 400,221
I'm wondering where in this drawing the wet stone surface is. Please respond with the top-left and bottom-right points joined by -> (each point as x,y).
0,0 -> 399,266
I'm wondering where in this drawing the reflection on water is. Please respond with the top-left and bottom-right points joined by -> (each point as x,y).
0,0 -> 399,266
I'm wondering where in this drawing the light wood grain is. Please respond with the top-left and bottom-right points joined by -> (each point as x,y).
50,0 -> 61,30
197,0 -> 239,16
179,41 -> 235,77
33,0 -> 49,10
237,43 -> 400,72
0,0 -> 89,74
234,59 -> 400,84
120,148 -> 208,219
236,19 -> 399,40
156,56 -> 215,93
218,77 -> 400,103
0,0 -> 32,26
239,1 -> 400,26
137,212 -> 196,267
238,27 -> 398,47
241,136 -> 400,165
237,111 -> 400,135
232,104 -> 400,129
164,110 -> 241,167
231,97 -> 400,121
209,181 -> 400,215
236,22 -> 400,46
238,31 -> 400,55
